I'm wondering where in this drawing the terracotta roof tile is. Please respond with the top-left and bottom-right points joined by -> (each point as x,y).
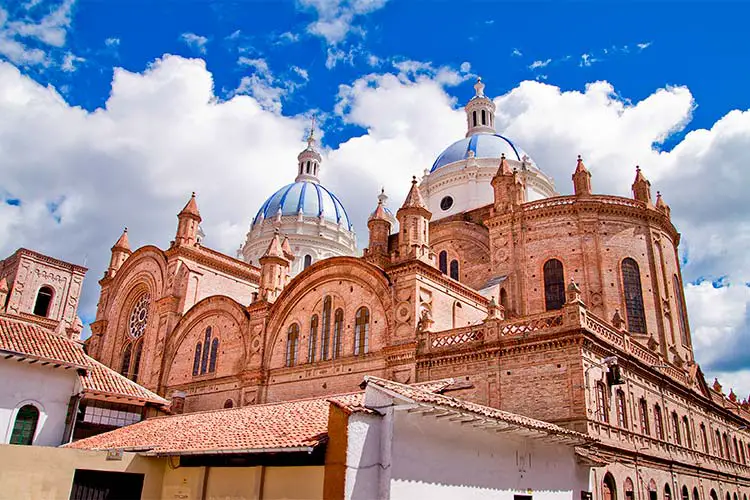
0,316 -> 168,406
364,376 -> 594,442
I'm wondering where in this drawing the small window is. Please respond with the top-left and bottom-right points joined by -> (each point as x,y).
321,296 -> 332,360
693,488 -> 700,500
201,327 -> 211,374
223,399 -> 234,409
440,195 -> 453,211
682,416 -> 692,448
716,430 -> 723,457
304,255 -> 312,269
354,307 -> 370,356
654,405 -> 664,440
131,341 -> 143,382
665,485 -> 672,500
673,275 -> 689,344
700,423 -> 709,453
481,109 -> 487,125
449,260 -> 459,281
682,487 -> 690,500
543,259 -> 565,310
596,382 -> 609,423
10,405 -> 39,445
500,288 -> 509,310
616,390 -> 627,428
286,324 -> 299,367
33,286 -> 54,317
120,343 -> 132,378
333,308 -> 344,359
192,343 -> 202,376
439,251 -> 448,274
209,338 -> 219,373
672,412 -> 681,445
622,258 -> 646,333
472,111 -> 477,127
639,398 -> 650,435
308,315 -> 318,363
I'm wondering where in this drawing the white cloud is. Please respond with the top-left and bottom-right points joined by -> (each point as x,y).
277,31 -> 300,44
60,51 -> 84,72
291,65 -> 309,82
6,0 -> 74,47
104,37 -> 120,47
511,48 -> 522,57
0,0 -> 75,68
637,41 -> 652,50
179,32 -> 209,54
529,59 -> 551,70
580,53 -> 599,67
298,0 -> 388,45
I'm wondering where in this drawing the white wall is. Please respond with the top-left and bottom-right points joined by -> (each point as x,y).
345,387 -> 590,500
0,361 -> 80,446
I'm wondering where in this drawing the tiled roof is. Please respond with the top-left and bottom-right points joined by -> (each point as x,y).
0,315 -> 168,407
364,376 -> 594,442
68,393 -> 364,455
80,357 -> 169,406
0,316 -> 89,368
67,381 -> 456,455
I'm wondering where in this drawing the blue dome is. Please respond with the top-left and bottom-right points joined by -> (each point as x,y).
431,134 -> 528,172
253,181 -> 352,229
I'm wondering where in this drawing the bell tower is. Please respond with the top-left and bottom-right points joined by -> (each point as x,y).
465,77 -> 496,137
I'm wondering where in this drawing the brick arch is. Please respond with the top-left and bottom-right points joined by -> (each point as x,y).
430,220 -> 490,289
163,295 -> 251,387
264,257 -> 392,368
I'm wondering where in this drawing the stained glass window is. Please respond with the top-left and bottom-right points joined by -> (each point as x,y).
192,343 -> 202,376
622,258 -> 646,334
209,338 -> 219,373
128,293 -> 150,338
543,259 -> 565,310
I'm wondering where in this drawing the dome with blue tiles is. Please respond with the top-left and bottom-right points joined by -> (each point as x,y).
252,181 -> 352,230
431,133 -> 532,172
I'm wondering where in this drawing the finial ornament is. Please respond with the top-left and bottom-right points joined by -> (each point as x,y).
474,77 -> 485,97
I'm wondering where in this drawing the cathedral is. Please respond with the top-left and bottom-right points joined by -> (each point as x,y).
85,78 -> 750,494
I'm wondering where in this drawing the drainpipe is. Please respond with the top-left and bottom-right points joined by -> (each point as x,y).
378,406 -> 394,500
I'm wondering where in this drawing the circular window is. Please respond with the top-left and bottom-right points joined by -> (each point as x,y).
440,196 -> 454,211
128,293 -> 150,338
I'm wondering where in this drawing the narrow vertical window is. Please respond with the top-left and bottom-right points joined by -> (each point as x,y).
201,327 -> 211,374
740,440 -> 746,464
120,343 -> 132,378
209,338 -> 219,373
622,258 -> 647,334
472,111 -> 477,127
500,288 -> 509,311
543,259 -> 565,310
321,297 -> 331,360
131,341 -> 143,382
639,398 -> 650,435
596,382 -> 609,423
308,315 -> 318,363
304,255 -> 312,269
354,307 -> 370,356
439,251 -> 448,274
665,485 -> 672,500
723,433 -> 731,460
192,343 -> 202,376
616,390 -> 627,428
672,412 -> 681,445
716,430 -> 723,457
333,308 -> 344,359
481,109 -> 487,125
673,275 -> 688,344
449,260 -> 459,280
700,424 -> 709,453
286,324 -> 299,367
33,286 -> 54,317
683,416 -> 693,449
733,437 -> 740,462
654,405 -> 664,440
9,405 -> 39,445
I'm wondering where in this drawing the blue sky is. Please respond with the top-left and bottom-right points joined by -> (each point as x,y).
2,0 -> 750,396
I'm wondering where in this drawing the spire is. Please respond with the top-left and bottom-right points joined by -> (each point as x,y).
496,153 -> 512,176
112,227 -> 130,252
296,116 -> 322,183
179,192 -> 202,219
262,232 -> 286,261
655,191 -> 671,218
632,166 -> 653,205
465,76 -> 496,137
259,232 -> 291,303
367,190 -> 392,260
369,196 -> 390,222
281,235 -> 295,261
572,155 -> 592,196
401,176 -> 428,210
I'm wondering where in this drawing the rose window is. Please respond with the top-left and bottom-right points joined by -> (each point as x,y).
128,293 -> 150,338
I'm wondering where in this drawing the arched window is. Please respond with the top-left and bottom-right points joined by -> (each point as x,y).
700,423 -> 709,453
439,251 -> 448,274
33,286 -> 53,317
131,341 -> 143,382
734,437 -> 740,462
624,478 -> 634,500
223,399 -> 234,409
452,301 -> 462,328
543,259 -> 565,310
726,494 -> 730,500
321,297 -> 331,360
286,324 -> 299,367
682,416 -> 692,448
671,412 -> 681,445
9,405 -> 39,445
693,488 -> 700,500
304,255 -> 312,269
595,382 -> 609,423
192,343 -> 202,376
665,485 -> 672,500
648,481 -> 658,500
120,343 -> 132,377
500,288 -> 509,311
622,258 -> 646,334
682,486 -> 690,500
128,293 -> 150,339
710,490 -> 718,500
308,315 -> 318,363
673,275 -> 688,344
616,390 -> 627,428
715,430 -> 723,457
333,308 -> 344,359
201,327 -> 212,374
654,405 -> 664,440
481,109 -> 487,125
639,398 -> 650,435
354,307 -> 370,356
306,160 -> 311,173
723,432 -> 731,460
472,111 -> 477,127
602,473 -> 617,500
209,337 -> 219,373
449,260 -> 459,281
740,440 -> 746,464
